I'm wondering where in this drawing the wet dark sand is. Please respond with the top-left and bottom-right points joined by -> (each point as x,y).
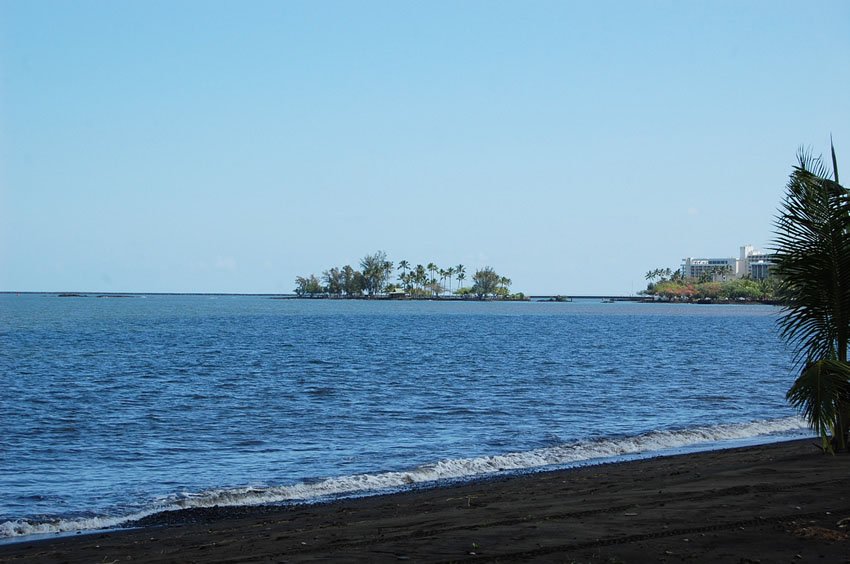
2,439 -> 849,563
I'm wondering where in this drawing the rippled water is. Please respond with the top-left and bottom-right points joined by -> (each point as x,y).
0,294 -> 805,538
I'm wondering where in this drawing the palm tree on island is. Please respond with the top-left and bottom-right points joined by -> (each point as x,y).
427,263 -> 438,296
415,264 -> 427,295
456,264 -> 466,291
774,140 -> 850,452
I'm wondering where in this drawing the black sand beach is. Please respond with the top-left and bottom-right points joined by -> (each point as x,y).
2,439 -> 849,562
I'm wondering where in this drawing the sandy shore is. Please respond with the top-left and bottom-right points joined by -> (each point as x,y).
2,439 -> 849,563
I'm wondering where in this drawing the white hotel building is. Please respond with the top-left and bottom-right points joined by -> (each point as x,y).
680,245 -> 774,281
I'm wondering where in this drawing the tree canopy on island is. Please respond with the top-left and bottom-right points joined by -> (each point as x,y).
294,252 -> 523,300
640,271 -> 778,302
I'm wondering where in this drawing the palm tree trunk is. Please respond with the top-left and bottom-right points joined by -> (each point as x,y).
837,336 -> 850,451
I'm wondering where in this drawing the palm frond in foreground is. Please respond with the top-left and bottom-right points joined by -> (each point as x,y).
773,141 -> 850,452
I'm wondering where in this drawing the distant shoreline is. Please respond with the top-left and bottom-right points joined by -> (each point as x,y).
0,292 -> 778,304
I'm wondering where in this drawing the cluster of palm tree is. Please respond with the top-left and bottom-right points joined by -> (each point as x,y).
647,265 -> 733,286
295,252 -> 491,298
396,261 -> 466,297
295,252 -> 521,299
695,265 -> 734,283
645,268 -> 674,282
774,141 -> 850,452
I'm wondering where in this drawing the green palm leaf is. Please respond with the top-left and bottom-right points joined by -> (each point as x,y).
773,142 -> 850,452
786,359 -> 850,451
773,147 -> 850,368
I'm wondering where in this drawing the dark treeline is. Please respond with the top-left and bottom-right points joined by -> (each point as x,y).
294,251 -> 524,300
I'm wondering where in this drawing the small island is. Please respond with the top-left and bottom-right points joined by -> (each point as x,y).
294,251 -> 526,300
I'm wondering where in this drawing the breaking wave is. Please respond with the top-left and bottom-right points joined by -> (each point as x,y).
0,416 -> 810,540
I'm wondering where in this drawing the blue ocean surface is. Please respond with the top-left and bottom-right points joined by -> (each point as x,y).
0,294 -> 807,539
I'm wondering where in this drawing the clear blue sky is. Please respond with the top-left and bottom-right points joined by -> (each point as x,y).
1,1 -> 848,295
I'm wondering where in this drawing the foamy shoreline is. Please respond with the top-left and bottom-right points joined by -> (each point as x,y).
2,437 -> 848,563
0,417 -> 811,543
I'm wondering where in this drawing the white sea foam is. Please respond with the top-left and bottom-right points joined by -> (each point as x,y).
0,416 -> 810,540
0,511 -> 153,540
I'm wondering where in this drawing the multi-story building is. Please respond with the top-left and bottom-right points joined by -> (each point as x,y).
739,245 -> 775,280
680,257 -> 737,280
680,245 -> 775,281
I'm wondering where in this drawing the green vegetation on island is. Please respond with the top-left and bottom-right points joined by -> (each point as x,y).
640,268 -> 778,302
294,251 -> 525,300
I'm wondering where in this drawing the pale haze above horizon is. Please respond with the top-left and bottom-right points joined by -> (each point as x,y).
1,1 -> 848,295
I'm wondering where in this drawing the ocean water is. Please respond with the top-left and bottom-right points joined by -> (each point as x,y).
0,294 -> 808,539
